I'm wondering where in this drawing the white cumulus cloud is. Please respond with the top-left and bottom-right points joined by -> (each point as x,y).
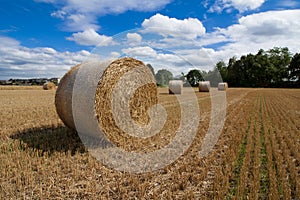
217,10 -> 300,53
122,46 -> 157,58
37,0 -> 172,32
121,46 -> 200,74
142,14 -> 206,39
0,36 -> 92,79
66,28 -> 114,46
126,33 -> 142,46
196,9 -> 300,66
209,0 -> 266,13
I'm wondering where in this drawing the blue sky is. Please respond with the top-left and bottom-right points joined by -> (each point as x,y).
0,0 -> 300,79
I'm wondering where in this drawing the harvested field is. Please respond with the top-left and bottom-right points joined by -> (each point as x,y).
0,86 -> 299,199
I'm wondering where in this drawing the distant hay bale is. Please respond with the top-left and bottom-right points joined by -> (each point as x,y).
168,80 -> 183,94
55,58 -> 157,132
198,81 -> 210,92
43,82 -> 56,90
218,82 -> 228,91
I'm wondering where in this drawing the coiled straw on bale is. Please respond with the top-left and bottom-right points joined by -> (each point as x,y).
198,81 -> 210,92
168,80 -> 183,94
218,82 -> 228,91
55,58 -> 158,134
43,82 -> 56,90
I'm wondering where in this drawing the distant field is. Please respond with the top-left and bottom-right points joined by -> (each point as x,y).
0,87 -> 299,199
0,85 -> 44,90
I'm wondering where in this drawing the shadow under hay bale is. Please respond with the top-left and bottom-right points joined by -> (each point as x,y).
10,125 -> 86,156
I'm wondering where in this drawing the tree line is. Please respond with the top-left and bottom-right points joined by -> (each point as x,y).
150,47 -> 300,88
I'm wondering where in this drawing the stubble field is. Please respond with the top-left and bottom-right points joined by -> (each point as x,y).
0,86 -> 299,199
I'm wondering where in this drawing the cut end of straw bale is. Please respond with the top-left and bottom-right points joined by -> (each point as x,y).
169,80 -> 183,94
94,57 -> 158,141
43,82 -> 56,90
199,81 -> 210,92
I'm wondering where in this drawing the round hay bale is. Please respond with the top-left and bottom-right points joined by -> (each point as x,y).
218,82 -> 228,91
55,58 -> 157,133
168,80 -> 183,94
55,64 -> 80,129
43,81 -> 56,90
198,81 -> 210,92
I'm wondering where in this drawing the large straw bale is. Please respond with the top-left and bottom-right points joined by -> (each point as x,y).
168,80 -> 183,94
55,58 -> 157,135
198,81 -> 210,92
218,82 -> 228,91
55,64 -> 81,129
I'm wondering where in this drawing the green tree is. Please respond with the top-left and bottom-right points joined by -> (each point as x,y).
223,47 -> 292,87
179,72 -> 186,81
155,69 -> 173,86
216,60 -> 228,82
254,49 -> 272,87
205,67 -> 224,87
146,64 -> 155,76
186,69 -> 203,87
289,53 -> 300,80
267,47 -> 291,86
226,56 -> 240,87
